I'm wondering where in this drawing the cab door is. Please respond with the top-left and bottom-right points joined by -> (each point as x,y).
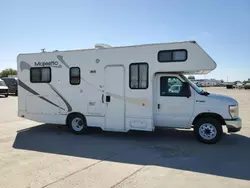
155,74 -> 195,128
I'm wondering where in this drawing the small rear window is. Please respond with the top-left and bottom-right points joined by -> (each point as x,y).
70,67 -> 81,85
158,49 -> 187,62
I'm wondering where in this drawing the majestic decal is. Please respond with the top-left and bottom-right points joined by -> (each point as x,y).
34,61 -> 62,68
20,60 -> 62,70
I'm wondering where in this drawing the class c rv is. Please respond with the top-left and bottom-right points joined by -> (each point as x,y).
17,41 -> 242,144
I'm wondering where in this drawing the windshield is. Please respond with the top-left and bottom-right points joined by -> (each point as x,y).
0,80 -> 7,86
179,74 -> 204,94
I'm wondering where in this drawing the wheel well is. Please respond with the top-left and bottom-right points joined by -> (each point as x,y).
66,112 -> 87,126
192,113 -> 226,127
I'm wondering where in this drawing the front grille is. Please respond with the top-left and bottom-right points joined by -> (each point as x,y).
0,89 -> 8,94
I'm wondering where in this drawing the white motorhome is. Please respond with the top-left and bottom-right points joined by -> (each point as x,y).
17,41 -> 242,144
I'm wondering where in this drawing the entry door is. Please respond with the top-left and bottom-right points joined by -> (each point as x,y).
104,66 -> 125,131
155,74 -> 194,128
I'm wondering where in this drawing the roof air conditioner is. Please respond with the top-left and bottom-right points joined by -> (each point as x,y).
95,43 -> 112,49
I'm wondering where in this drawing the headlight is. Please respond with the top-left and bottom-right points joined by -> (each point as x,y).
229,105 -> 239,119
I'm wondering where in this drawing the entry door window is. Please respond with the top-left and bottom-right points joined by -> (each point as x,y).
129,63 -> 148,89
160,76 -> 184,96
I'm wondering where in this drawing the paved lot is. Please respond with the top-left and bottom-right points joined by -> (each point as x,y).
0,88 -> 250,188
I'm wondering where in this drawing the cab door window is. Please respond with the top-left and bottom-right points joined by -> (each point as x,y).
160,76 -> 185,96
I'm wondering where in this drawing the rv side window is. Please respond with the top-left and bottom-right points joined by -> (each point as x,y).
70,67 -> 81,85
30,67 -> 51,83
129,63 -> 148,89
158,49 -> 187,62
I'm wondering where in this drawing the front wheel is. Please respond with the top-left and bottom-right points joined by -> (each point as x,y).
194,118 -> 223,144
5,94 -> 8,98
67,114 -> 87,134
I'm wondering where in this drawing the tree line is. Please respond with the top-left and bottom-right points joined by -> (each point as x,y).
0,68 -> 17,78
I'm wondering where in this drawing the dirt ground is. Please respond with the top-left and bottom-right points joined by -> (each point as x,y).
0,88 -> 250,188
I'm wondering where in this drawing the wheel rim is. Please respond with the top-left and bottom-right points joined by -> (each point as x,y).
199,123 -> 217,140
71,117 -> 84,131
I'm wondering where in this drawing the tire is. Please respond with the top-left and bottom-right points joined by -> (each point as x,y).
15,90 -> 18,96
67,114 -> 87,134
5,94 -> 8,98
194,118 -> 223,144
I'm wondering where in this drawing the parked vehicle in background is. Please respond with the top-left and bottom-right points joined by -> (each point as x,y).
0,79 -> 9,97
235,82 -> 244,89
169,84 -> 182,94
1,77 -> 18,96
244,83 -> 250,90
225,82 -> 235,89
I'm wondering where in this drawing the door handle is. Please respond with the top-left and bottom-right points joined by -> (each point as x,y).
196,100 -> 205,103
102,94 -> 104,103
158,104 -> 160,109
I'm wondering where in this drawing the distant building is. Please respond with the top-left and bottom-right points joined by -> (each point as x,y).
193,79 -> 223,87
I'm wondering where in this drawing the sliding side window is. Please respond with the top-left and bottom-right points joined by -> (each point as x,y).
129,63 -> 148,89
70,67 -> 81,85
158,49 -> 187,62
30,67 -> 51,83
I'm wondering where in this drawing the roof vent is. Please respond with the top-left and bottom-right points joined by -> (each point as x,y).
95,43 -> 112,49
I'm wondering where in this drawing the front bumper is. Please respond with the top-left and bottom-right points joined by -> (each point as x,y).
225,118 -> 242,133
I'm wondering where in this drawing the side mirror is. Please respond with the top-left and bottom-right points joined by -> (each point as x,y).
182,82 -> 191,98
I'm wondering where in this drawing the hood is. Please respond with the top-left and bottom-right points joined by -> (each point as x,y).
207,93 -> 238,105
0,86 -> 8,89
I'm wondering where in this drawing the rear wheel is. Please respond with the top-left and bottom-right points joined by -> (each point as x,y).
15,90 -> 18,96
5,94 -> 8,98
194,118 -> 223,144
67,114 -> 87,134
